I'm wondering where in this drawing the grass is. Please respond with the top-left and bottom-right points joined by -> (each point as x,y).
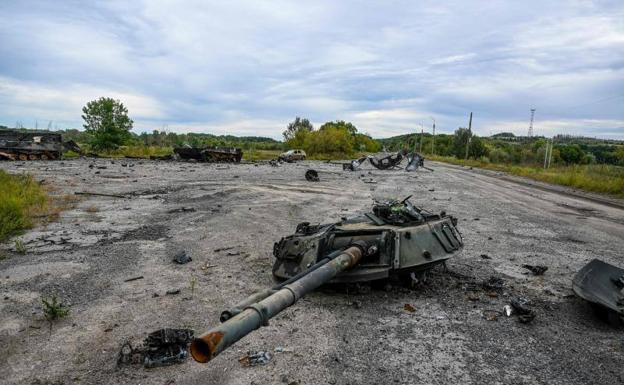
0,170 -> 49,242
102,145 -> 174,158
14,239 -> 26,254
429,155 -> 624,198
41,296 -> 70,322
243,149 -> 282,161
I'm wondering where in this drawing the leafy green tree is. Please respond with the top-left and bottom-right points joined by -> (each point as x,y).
319,120 -> 358,135
283,117 -> 313,141
450,127 -> 488,159
558,144 -> 584,164
81,97 -> 133,151
452,127 -> 471,158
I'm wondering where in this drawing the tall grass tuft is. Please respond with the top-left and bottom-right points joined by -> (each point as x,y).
0,170 -> 49,242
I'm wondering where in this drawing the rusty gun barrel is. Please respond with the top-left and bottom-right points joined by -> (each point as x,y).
190,243 -> 365,363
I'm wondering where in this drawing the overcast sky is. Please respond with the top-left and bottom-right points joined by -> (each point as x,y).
0,1 -> 623,139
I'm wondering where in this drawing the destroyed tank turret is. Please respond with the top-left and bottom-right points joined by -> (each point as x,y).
272,196 -> 462,283
190,198 -> 462,364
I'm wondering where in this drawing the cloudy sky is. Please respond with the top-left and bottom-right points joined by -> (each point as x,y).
1,1 -> 623,139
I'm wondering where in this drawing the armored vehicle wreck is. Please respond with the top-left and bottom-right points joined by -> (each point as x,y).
190,198 -> 462,363
0,130 -> 73,160
343,150 -> 428,171
173,145 -> 242,163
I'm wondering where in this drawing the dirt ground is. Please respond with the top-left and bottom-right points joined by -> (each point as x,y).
1,158 -> 623,385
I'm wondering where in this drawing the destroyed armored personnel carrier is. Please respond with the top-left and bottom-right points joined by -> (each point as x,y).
190,198 -> 463,363
173,145 -> 242,163
0,130 -> 68,160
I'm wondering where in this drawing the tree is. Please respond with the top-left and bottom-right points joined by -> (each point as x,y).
558,144 -> 584,164
82,97 -> 133,151
319,120 -> 357,135
283,117 -> 313,141
452,127 -> 470,158
452,127 -> 488,159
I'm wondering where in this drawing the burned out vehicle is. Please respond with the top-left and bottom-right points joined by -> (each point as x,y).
343,150 -> 428,171
190,198 -> 462,363
173,145 -> 243,163
0,130 -> 78,160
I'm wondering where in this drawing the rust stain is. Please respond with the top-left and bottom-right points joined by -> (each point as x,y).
205,331 -> 225,358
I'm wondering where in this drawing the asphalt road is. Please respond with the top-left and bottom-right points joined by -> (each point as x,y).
0,158 -> 623,385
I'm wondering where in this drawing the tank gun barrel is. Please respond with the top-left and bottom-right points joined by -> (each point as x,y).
219,248 -> 345,322
190,243 -> 366,363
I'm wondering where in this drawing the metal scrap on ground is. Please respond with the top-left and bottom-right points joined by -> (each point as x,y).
572,259 -> 624,324
118,328 -> 194,368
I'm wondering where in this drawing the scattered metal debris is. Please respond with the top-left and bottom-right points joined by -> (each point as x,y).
482,276 -> 505,292
522,264 -> 548,275
173,250 -> 192,264
118,328 -> 194,368
342,156 -> 368,171
572,259 -> 624,324
509,298 -> 536,323
238,351 -> 272,367
305,169 -> 320,182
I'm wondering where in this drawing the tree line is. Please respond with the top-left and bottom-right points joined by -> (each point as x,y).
3,96 -> 623,166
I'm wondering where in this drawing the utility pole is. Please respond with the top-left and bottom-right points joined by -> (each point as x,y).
430,117 -> 436,155
528,108 -> 536,137
419,123 -> 424,154
546,137 -> 555,168
543,138 -> 554,169
464,112 -> 473,160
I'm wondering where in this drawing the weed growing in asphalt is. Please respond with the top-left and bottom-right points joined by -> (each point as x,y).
41,296 -> 70,322
14,239 -> 26,254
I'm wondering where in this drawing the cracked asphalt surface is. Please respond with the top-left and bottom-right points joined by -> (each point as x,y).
1,158 -> 623,385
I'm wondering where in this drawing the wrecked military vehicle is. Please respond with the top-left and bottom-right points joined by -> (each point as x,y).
573,259 -> 624,324
343,150 -> 428,171
0,130 -> 81,160
173,145 -> 243,163
190,198 -> 462,363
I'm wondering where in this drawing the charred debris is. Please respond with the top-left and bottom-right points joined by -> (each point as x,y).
343,150 -> 431,172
